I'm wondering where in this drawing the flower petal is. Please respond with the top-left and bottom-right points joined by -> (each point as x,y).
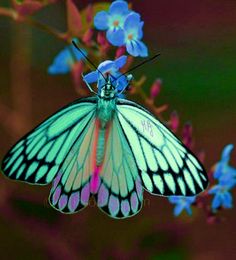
213,162 -> 224,179
222,191 -> 233,208
174,203 -> 185,216
221,144 -> 234,163
83,71 -> 98,83
94,11 -> 109,30
98,60 -> 114,73
112,73 -> 128,92
208,185 -> 220,195
168,196 -> 181,203
106,28 -> 125,46
114,55 -> 127,69
124,12 -> 141,33
109,0 -> 129,15
212,194 -> 222,209
185,205 -> 193,215
48,48 -> 72,74
138,21 -> 144,39
126,40 -> 148,57
187,197 -> 196,204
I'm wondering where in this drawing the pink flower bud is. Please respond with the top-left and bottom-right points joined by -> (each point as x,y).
82,28 -> 93,46
97,32 -> 107,46
115,46 -> 126,58
197,150 -> 205,163
170,110 -> 179,133
85,4 -> 93,24
97,32 -> 110,54
150,79 -> 162,99
182,122 -> 193,148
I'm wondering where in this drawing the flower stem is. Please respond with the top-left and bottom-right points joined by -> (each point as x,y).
0,6 -> 67,41
24,16 -> 67,41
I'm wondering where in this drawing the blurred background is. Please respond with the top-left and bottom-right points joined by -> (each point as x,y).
0,0 -> 236,259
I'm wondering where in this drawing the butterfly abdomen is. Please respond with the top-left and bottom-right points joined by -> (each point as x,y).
96,128 -> 106,165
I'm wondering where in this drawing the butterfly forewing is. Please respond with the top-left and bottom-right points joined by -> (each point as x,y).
116,99 -> 209,197
1,97 -> 97,185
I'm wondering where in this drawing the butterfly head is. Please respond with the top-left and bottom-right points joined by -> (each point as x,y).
100,75 -> 116,99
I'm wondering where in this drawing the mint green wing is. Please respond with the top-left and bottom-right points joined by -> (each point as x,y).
1,97 -> 97,185
95,114 -> 143,219
49,112 -> 97,213
116,99 -> 209,196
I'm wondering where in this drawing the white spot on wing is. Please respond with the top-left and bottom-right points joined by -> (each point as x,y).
141,138 -> 158,172
142,171 -> 153,192
164,173 -> 176,194
177,177 -> 186,195
162,147 -> 179,173
153,175 -> 164,194
186,159 -> 204,190
154,150 -> 168,171
183,169 -> 196,194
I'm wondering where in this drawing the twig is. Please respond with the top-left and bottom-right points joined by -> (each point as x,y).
0,7 -> 17,19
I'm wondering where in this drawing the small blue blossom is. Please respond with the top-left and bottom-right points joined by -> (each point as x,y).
94,1 -> 148,57
208,184 -> 233,209
213,144 -> 236,186
94,1 -> 130,46
48,42 -> 86,75
208,144 -> 236,210
83,55 -> 130,94
123,12 -> 148,57
168,196 -> 196,216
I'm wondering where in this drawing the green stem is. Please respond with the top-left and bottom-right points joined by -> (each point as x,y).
0,6 -> 66,41
24,16 -> 66,41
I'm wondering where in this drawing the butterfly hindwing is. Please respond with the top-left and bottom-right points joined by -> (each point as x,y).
116,99 -> 209,197
95,115 -> 143,219
49,113 -> 97,213
1,97 -> 97,185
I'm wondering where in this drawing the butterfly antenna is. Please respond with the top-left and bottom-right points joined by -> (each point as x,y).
72,40 -> 106,81
115,53 -> 161,82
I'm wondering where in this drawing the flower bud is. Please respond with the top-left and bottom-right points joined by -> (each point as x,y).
170,110 -> 179,133
182,122 -> 193,148
82,28 -> 93,46
150,78 -> 162,99
115,46 -> 126,58
86,4 -> 93,24
97,32 -> 107,45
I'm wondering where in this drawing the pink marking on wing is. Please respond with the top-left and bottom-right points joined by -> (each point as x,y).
90,166 -> 101,194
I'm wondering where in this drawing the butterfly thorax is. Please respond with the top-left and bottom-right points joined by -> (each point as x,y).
96,80 -> 117,128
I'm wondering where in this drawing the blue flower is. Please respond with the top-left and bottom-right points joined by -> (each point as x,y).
48,42 -> 86,75
94,1 -> 130,46
83,55 -> 130,95
213,144 -> 236,186
123,12 -> 148,57
94,1 -> 148,57
168,196 -> 196,216
208,184 -> 233,210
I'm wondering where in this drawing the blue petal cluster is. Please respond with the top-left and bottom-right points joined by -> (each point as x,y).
48,41 -> 86,75
208,144 -> 236,210
94,0 -> 148,57
83,55 -> 129,95
168,196 -> 196,216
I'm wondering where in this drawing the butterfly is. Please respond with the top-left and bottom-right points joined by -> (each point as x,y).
1,45 -> 208,219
